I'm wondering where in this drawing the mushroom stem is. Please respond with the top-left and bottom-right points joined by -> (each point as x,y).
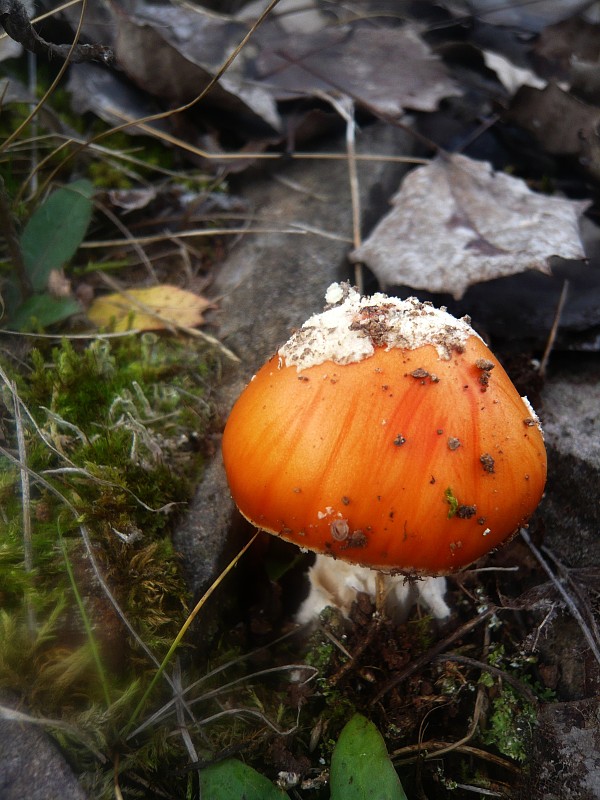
296,555 -> 450,625
375,571 -> 387,616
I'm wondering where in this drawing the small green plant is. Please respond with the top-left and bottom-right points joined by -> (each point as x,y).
1,178 -> 94,330
200,758 -> 290,799
479,644 -> 543,763
330,713 -> 408,800
481,684 -> 536,762
197,713 -> 407,800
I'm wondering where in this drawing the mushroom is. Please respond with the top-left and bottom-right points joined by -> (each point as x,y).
221,284 -> 547,620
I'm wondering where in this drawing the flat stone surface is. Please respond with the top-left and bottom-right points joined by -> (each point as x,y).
0,703 -> 88,800
173,122 -> 418,595
538,356 -> 600,568
517,697 -> 600,800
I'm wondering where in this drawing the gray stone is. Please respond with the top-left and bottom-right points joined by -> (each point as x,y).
517,698 -> 600,800
0,706 -> 88,800
538,357 -> 600,568
173,122 -> 418,595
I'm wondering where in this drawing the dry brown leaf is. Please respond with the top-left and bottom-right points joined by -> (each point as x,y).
505,83 -> 600,156
113,2 -> 281,131
350,153 -> 588,300
256,24 -> 460,116
88,285 -> 212,332
534,16 -> 600,77
67,62 -> 171,137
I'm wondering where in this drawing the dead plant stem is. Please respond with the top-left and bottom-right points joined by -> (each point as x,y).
11,377 -> 36,633
372,606 -> 496,703
123,532 -> 259,739
520,527 -> 600,666
539,279 -> 569,377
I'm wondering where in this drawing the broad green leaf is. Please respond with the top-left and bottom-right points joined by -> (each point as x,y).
199,758 -> 289,800
330,714 -> 408,800
20,179 -> 94,292
7,294 -> 81,331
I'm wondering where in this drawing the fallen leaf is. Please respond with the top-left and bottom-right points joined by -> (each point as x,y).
482,50 -> 547,94
112,2 -> 281,132
88,285 -> 212,332
256,24 -> 460,116
350,153 -> 588,300
534,16 -> 600,78
505,83 -> 600,156
240,0 -> 325,34
67,63 -> 171,136
446,0 -> 594,32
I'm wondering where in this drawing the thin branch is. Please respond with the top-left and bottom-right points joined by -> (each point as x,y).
539,279 -> 569,377
0,0 -> 112,64
372,606 -> 497,703
434,653 -> 540,706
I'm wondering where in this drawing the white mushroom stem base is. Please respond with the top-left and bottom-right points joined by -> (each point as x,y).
296,554 -> 450,624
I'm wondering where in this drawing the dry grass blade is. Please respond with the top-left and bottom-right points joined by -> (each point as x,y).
521,528 -> 600,664
123,532 -> 259,739
9,375 -> 35,633
520,528 -> 600,666
0,704 -> 106,762
539,279 -> 570,377
315,92 -> 363,291
0,369 -> 175,679
38,0 -> 284,189
128,663 -> 316,740
1,0 -> 91,152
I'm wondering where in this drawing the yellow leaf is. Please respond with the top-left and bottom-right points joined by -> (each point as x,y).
88,285 -> 212,332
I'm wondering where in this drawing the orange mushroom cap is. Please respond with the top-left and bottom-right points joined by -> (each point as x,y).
222,285 -> 546,575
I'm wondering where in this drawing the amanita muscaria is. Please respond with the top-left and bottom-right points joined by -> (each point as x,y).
222,284 -> 546,615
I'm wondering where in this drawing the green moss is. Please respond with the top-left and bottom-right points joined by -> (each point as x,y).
302,608 -> 357,759
481,684 -> 536,762
478,644 -> 547,763
0,333 -> 218,793
444,487 -> 459,518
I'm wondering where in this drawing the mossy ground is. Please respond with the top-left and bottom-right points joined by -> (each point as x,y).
0,333 -> 223,796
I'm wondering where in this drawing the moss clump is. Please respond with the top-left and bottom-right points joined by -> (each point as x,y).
478,644 -> 542,763
481,684 -> 536,762
0,333 -> 218,794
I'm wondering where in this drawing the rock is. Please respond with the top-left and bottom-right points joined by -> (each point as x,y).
523,354 -> 600,707
517,697 -> 600,800
173,122 -> 418,595
539,355 -> 600,568
0,702 -> 88,800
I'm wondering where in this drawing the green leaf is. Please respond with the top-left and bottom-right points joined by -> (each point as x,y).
330,714 -> 408,800
7,294 -> 81,331
20,179 -> 94,292
199,759 -> 289,800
